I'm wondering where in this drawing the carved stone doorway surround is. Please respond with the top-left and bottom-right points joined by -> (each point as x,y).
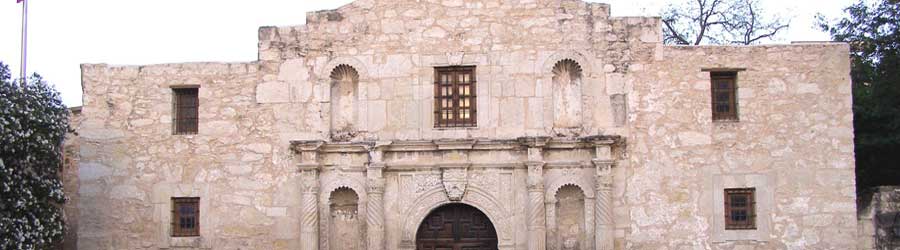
290,136 -> 620,250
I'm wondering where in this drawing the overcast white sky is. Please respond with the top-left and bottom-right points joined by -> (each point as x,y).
0,0 -> 853,107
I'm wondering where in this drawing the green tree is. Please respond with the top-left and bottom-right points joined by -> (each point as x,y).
819,0 -> 900,191
0,62 -> 68,249
662,0 -> 790,45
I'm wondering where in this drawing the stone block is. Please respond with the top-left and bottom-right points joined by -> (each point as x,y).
109,185 -> 146,201
521,98 -> 543,130
265,207 -> 288,217
278,59 -> 309,82
242,143 -> 273,154
367,100 -> 387,131
606,73 -> 625,95
225,165 -> 253,175
79,163 -> 112,181
796,83 -> 822,94
257,81 -> 291,103
678,131 -> 712,146
499,98 -> 525,128
203,121 -> 238,136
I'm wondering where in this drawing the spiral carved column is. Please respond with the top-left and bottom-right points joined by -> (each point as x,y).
299,168 -> 320,250
593,159 -> 614,250
366,162 -> 385,250
527,161 -> 547,250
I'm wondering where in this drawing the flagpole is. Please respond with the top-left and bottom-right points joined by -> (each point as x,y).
19,0 -> 28,84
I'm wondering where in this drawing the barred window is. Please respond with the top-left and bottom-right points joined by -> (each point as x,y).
724,188 -> 756,230
434,66 -> 476,128
711,71 -> 738,121
173,87 -> 199,134
172,197 -> 200,237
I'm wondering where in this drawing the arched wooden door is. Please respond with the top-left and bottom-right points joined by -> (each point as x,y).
416,203 -> 498,250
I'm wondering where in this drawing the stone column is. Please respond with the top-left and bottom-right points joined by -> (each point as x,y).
593,143 -> 614,250
544,197 -> 557,250
518,137 -> 550,250
527,160 -> 547,250
292,141 -> 324,250
299,167 -> 320,250
366,149 -> 386,250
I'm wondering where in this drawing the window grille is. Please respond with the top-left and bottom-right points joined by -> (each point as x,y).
711,71 -> 738,121
173,88 -> 199,134
724,188 -> 756,230
172,197 -> 200,237
434,66 -> 477,128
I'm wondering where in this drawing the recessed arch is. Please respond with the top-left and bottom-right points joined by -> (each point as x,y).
327,187 -> 364,250
319,176 -> 367,250
329,64 -> 360,141
552,184 -> 586,250
551,59 -> 584,129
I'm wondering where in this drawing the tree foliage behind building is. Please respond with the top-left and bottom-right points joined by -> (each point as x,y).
662,0 -> 790,45
819,0 -> 900,193
0,62 -> 68,249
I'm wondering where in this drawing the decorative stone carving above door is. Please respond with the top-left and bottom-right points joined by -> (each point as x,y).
441,166 -> 468,201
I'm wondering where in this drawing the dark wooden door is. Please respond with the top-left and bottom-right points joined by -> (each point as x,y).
416,204 -> 498,250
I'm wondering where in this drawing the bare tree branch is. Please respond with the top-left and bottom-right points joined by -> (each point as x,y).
661,0 -> 790,45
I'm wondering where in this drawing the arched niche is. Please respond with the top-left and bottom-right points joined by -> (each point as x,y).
328,187 -> 364,250
329,64 -> 359,141
552,184 -> 586,250
551,59 -> 584,129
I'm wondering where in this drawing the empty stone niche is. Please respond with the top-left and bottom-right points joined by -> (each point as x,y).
329,64 -> 360,141
553,184 -> 586,250
329,187 -> 363,250
551,59 -> 584,131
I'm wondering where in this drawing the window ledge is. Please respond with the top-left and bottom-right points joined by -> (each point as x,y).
433,126 -> 479,131
169,236 -> 202,248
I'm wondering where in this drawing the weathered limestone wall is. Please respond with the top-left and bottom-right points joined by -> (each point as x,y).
77,63 -> 313,249
623,44 -> 857,249
72,0 -> 856,249
255,0 -> 658,140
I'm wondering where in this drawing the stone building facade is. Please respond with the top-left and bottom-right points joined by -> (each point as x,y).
71,0 -> 857,249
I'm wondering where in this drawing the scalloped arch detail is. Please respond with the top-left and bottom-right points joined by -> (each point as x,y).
539,50 -> 594,77
321,177 -> 367,202
320,57 -> 369,80
546,179 -> 594,201
330,64 -> 359,82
